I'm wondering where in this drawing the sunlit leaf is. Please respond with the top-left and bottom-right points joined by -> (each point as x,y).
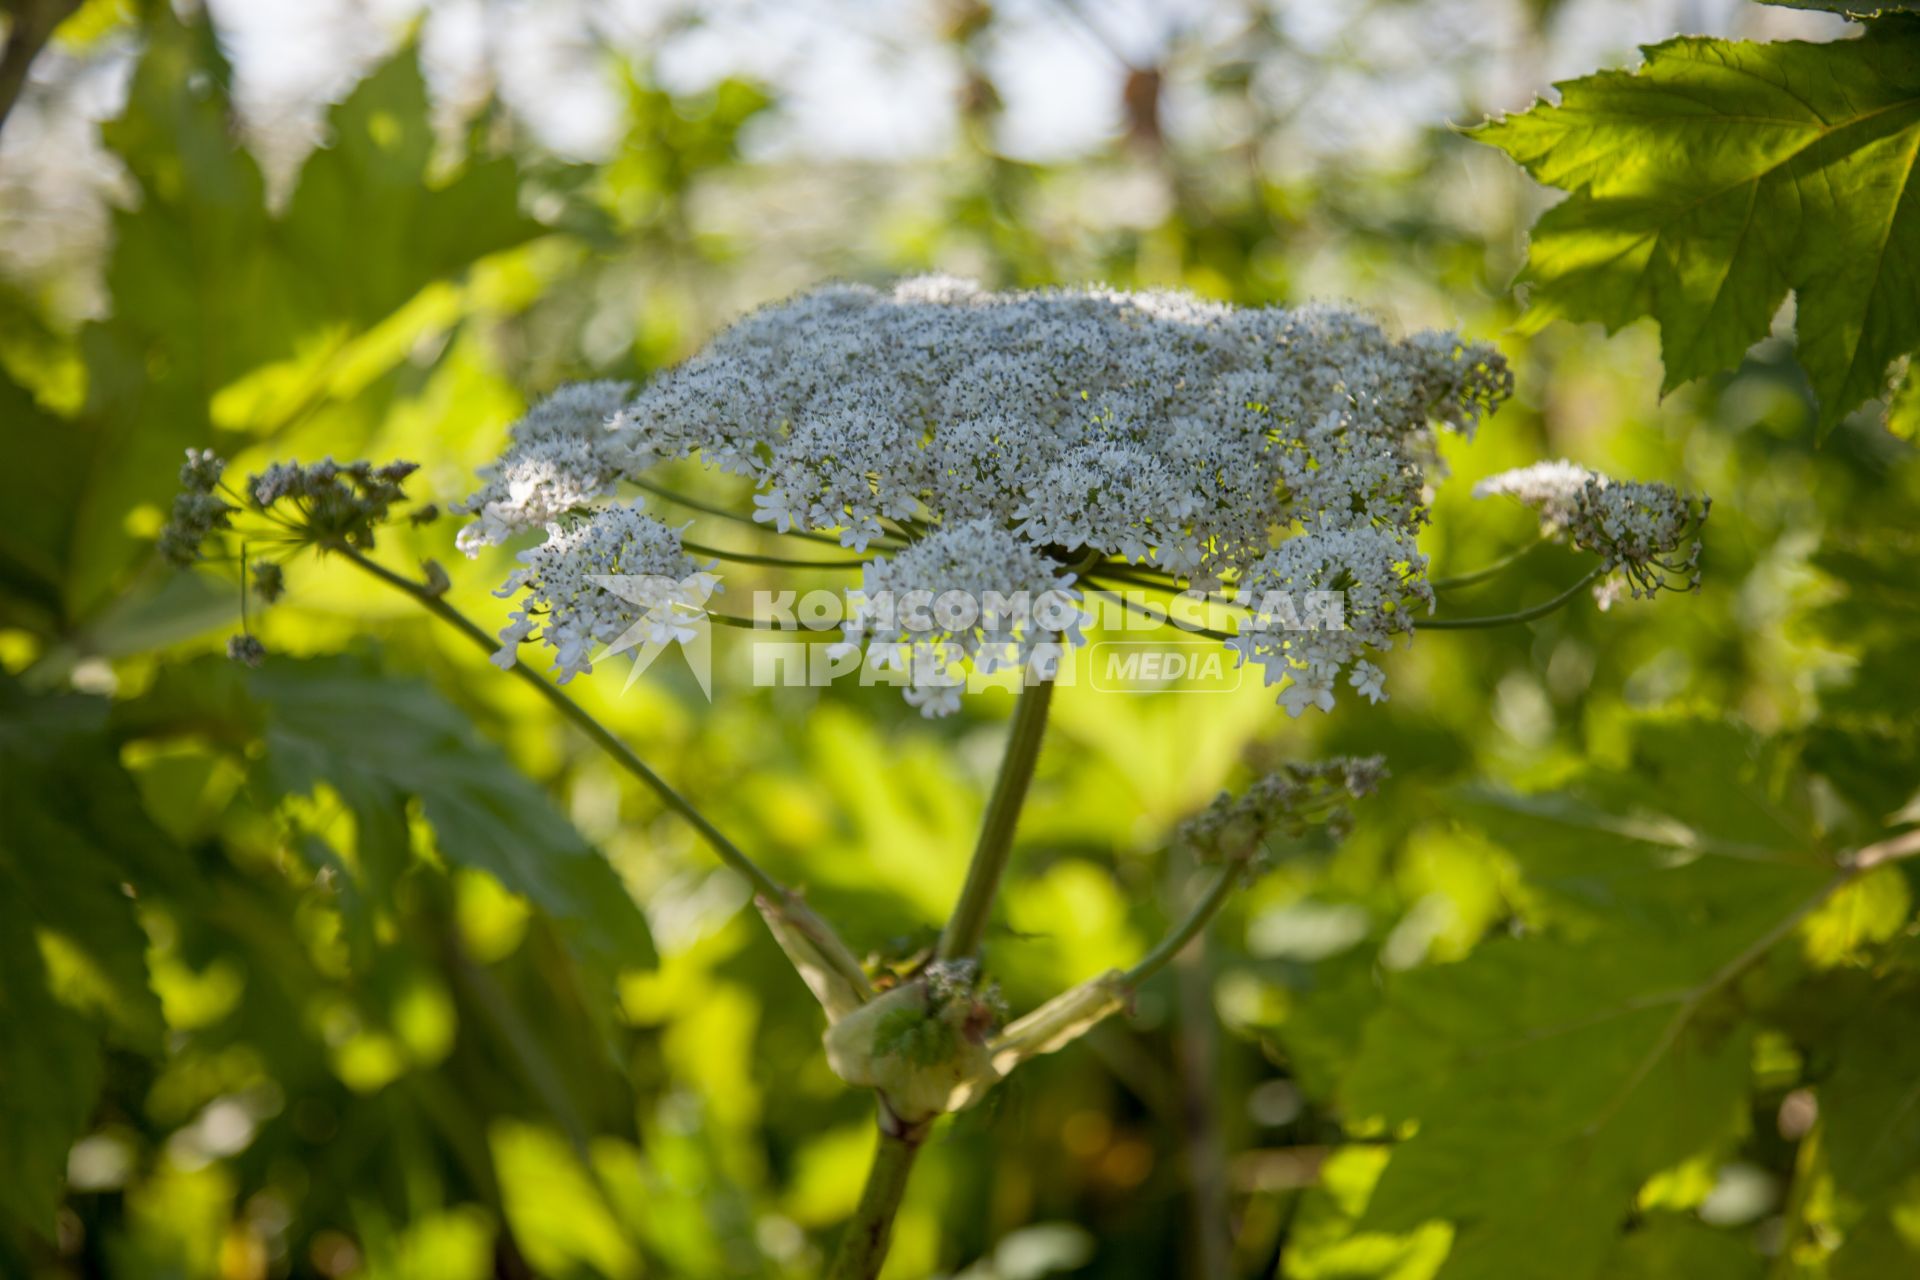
1476,20 -> 1920,436
1332,721 -> 1839,1279
122,653 -> 655,976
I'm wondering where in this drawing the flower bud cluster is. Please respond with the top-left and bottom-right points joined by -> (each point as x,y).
159,449 -> 237,567
156,449 -> 432,665
1175,756 -> 1387,866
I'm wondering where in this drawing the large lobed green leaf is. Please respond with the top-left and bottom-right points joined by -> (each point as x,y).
1475,19 -> 1920,437
1299,721 -> 1899,1280
121,653 -> 655,976
0,10 -> 549,635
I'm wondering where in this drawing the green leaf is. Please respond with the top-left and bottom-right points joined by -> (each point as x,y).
1821,986 -> 1920,1205
1829,1210 -> 1920,1279
1333,720 -> 1837,1280
0,683 -> 169,1045
0,908 -> 100,1237
1596,1216 -> 1760,1279
1888,357 -> 1920,439
277,49 -> 544,329
123,654 -> 655,975
0,373 -> 85,635
1475,20 -> 1920,436
1344,940 -> 1762,1280
13,11 -> 550,632
0,680 -> 176,1235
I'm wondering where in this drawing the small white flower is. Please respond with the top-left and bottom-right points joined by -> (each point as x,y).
752,488 -> 797,533
839,517 -> 887,552
1277,672 -> 1337,718
1154,534 -> 1207,579
1223,631 -> 1259,669
491,611 -> 536,669
1349,660 -> 1387,704
904,683 -> 963,718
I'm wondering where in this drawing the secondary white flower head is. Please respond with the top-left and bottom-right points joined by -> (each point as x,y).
1475,460 -> 1707,605
455,381 -> 635,556
463,279 -> 1516,711
843,519 -> 1086,715
491,501 -> 709,683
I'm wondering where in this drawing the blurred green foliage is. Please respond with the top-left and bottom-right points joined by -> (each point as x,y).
1,3 -> 1918,1279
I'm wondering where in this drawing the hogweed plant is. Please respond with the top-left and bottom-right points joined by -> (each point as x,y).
161,278 -> 1708,1278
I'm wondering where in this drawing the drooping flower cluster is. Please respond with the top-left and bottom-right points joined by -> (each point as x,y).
491,501 -> 713,682
1474,460 -> 1707,609
1175,756 -> 1387,866
460,278 -> 1515,714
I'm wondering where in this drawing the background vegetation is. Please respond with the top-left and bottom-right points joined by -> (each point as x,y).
2,1 -> 1917,1277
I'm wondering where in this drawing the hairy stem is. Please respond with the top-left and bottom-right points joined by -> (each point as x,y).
828,1123 -> 927,1280
329,542 -> 871,999
937,675 -> 1058,960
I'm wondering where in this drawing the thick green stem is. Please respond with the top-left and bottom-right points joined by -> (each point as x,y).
842,603 -> 1080,1274
829,1124 -> 926,1280
330,543 -> 872,999
937,675 -> 1057,960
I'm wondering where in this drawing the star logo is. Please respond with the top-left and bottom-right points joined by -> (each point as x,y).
587,570 -> 723,697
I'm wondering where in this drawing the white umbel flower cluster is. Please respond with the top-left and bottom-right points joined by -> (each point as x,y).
840,519 -> 1088,716
456,381 -> 636,555
462,278 -> 1515,713
1474,460 -> 1707,609
491,501 -> 712,682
